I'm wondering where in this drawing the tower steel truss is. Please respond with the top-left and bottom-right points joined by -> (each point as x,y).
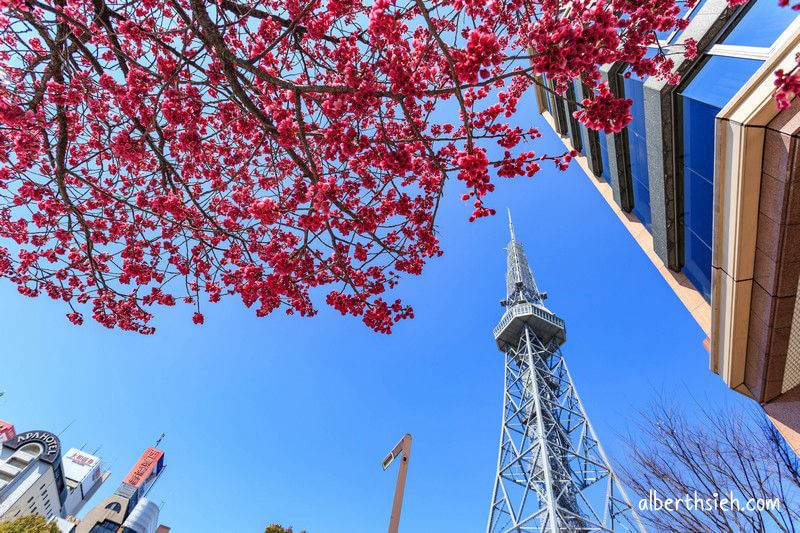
487,212 -> 644,533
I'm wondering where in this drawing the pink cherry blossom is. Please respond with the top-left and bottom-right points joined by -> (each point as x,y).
0,0 -> 707,333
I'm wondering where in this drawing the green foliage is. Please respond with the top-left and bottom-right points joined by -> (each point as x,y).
0,515 -> 59,533
265,525 -> 306,533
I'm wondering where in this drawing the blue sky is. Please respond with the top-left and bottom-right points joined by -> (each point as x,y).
0,96 -> 753,532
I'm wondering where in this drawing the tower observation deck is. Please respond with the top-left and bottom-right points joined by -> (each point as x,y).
486,211 -> 645,533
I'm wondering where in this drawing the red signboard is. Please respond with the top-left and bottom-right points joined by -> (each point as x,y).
123,447 -> 164,489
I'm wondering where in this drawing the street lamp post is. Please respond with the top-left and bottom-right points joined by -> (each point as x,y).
381,433 -> 412,533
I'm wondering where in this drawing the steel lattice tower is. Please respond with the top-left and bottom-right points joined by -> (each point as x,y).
487,211 -> 645,533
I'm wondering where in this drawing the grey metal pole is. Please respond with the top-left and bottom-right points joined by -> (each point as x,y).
382,433 -> 412,533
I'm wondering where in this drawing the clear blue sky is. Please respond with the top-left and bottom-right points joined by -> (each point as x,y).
0,91 -> 752,532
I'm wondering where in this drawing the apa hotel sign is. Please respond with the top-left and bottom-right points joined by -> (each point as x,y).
2,430 -> 61,464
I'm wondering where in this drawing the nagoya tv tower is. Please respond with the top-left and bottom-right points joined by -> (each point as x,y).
487,211 -> 644,533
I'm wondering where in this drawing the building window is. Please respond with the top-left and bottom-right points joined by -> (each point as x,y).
541,74 -> 553,115
8,457 -> 27,469
721,0 -> 798,47
593,128 -> 611,183
621,72 -> 652,231
105,502 -> 122,512
678,55 -> 763,301
573,80 -> 593,156
550,79 -> 569,135
578,80 -> 612,183
542,75 -> 569,135
655,0 -> 709,44
579,121 -> 591,160
18,443 -> 43,457
91,521 -> 122,533
566,81 -> 583,153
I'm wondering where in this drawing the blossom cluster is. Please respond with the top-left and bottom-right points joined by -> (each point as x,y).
0,0 -> 693,333
775,63 -> 800,109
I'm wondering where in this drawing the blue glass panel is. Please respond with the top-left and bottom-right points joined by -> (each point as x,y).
623,75 -> 652,231
681,55 -> 763,109
655,0 -> 709,42
541,74 -> 552,114
723,0 -> 798,47
684,226 -> 713,300
631,179 -> 653,230
682,97 -> 718,182
572,79 -> 582,104
684,167 -> 713,249
579,124 -> 590,156
677,55 -> 764,302
574,80 -> 590,155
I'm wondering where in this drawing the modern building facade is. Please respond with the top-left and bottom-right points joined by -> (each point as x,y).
62,448 -> 109,518
0,425 -> 109,529
120,499 -> 161,533
76,447 -> 167,533
0,430 -> 68,522
534,0 -> 800,450
0,432 -> 168,532
78,495 -> 161,533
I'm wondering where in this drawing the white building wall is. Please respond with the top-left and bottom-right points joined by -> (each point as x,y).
0,465 -> 60,521
120,498 -> 160,533
0,445 -> 62,522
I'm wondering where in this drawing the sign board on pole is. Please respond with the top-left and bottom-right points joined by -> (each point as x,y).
62,448 -> 103,497
123,448 -> 165,496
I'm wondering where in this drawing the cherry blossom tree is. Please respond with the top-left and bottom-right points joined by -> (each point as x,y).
0,0 -> 690,333
775,61 -> 800,109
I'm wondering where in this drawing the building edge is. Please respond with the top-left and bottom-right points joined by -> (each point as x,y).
532,5 -> 800,452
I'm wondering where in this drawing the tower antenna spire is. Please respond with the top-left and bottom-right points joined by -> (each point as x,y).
507,208 -> 515,241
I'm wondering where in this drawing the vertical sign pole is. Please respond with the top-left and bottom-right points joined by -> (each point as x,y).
384,434 -> 412,533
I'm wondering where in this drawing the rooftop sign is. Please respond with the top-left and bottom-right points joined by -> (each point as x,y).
3,430 -> 61,465
123,447 -> 164,490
